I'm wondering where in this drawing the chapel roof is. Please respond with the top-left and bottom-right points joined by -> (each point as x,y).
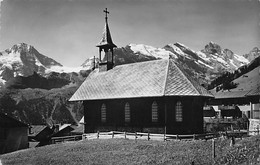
246,86 -> 260,97
70,59 -> 213,101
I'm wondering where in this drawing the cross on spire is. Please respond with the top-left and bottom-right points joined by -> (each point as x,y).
103,8 -> 109,20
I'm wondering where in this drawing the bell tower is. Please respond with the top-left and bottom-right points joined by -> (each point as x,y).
96,8 -> 117,72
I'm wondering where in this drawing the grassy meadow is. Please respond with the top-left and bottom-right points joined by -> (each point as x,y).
1,135 -> 260,165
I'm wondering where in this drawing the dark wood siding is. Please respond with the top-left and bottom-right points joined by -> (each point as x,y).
84,96 -> 205,134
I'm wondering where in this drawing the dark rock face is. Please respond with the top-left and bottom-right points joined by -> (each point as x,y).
112,46 -> 157,66
243,47 -> 260,62
0,88 -> 83,125
5,72 -> 71,90
203,41 -> 222,55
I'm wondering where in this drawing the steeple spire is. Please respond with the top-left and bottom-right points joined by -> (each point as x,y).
96,8 -> 117,48
96,8 -> 117,72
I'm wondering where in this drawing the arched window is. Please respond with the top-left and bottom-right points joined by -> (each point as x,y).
101,103 -> 106,123
152,101 -> 158,122
124,102 -> 130,122
175,101 -> 183,122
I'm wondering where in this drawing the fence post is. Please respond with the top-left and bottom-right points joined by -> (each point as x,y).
176,134 -> 179,140
135,132 -> 137,141
112,131 -> 114,138
247,121 -> 249,136
124,132 -> 126,139
148,132 -> 150,141
164,133 -> 166,141
97,131 -> 99,139
230,136 -> 235,146
212,139 -> 215,159
193,134 -> 196,140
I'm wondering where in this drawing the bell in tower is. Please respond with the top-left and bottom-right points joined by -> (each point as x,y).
96,8 -> 117,72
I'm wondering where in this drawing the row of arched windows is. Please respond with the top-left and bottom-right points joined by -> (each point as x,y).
100,101 -> 183,123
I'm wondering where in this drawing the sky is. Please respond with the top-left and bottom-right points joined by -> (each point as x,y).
0,0 -> 259,67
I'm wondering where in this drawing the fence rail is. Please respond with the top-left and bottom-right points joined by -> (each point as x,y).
50,129 -> 260,144
82,131 -> 220,141
82,129 -> 260,142
51,135 -> 82,144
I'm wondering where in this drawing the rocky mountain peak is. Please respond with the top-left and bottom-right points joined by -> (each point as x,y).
243,47 -> 260,62
251,47 -> 260,52
223,49 -> 234,59
0,43 -> 64,87
203,41 -> 222,55
5,43 -> 32,54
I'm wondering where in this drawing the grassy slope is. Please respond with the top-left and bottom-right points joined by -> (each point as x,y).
1,136 -> 260,165
232,66 -> 260,91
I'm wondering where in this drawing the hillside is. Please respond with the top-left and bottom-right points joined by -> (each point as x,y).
0,43 -> 92,125
1,136 -> 260,165
209,55 -> 260,91
232,66 -> 260,91
0,87 -> 83,125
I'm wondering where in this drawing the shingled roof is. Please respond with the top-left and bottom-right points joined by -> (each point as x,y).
212,90 -> 251,99
70,59 -> 213,101
246,87 -> 260,97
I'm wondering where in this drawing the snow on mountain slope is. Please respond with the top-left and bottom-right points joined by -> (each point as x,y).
200,42 -> 249,71
118,42 -> 255,86
196,51 -> 211,62
0,49 -> 23,70
46,66 -> 84,73
46,57 -> 98,73
81,56 -> 99,69
129,43 -> 177,59
0,43 -> 94,87
0,43 -> 59,83
1,42 -> 257,89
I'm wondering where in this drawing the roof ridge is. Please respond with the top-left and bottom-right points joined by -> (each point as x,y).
163,59 -> 170,96
173,61 -> 201,96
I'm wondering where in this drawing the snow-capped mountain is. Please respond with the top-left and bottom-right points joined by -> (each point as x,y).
0,43 -> 96,87
200,41 -> 249,70
0,43 -> 60,84
81,56 -> 99,69
1,42 -> 258,88
243,47 -> 260,63
113,42 -> 256,85
129,43 -> 178,59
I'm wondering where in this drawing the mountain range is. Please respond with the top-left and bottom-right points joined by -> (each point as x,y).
0,42 -> 259,125
0,43 -> 98,88
112,42 -> 257,86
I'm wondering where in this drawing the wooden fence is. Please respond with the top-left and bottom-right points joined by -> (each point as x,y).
51,135 -> 82,144
82,129 -> 260,141
82,131 -> 222,141
50,129 -> 259,144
